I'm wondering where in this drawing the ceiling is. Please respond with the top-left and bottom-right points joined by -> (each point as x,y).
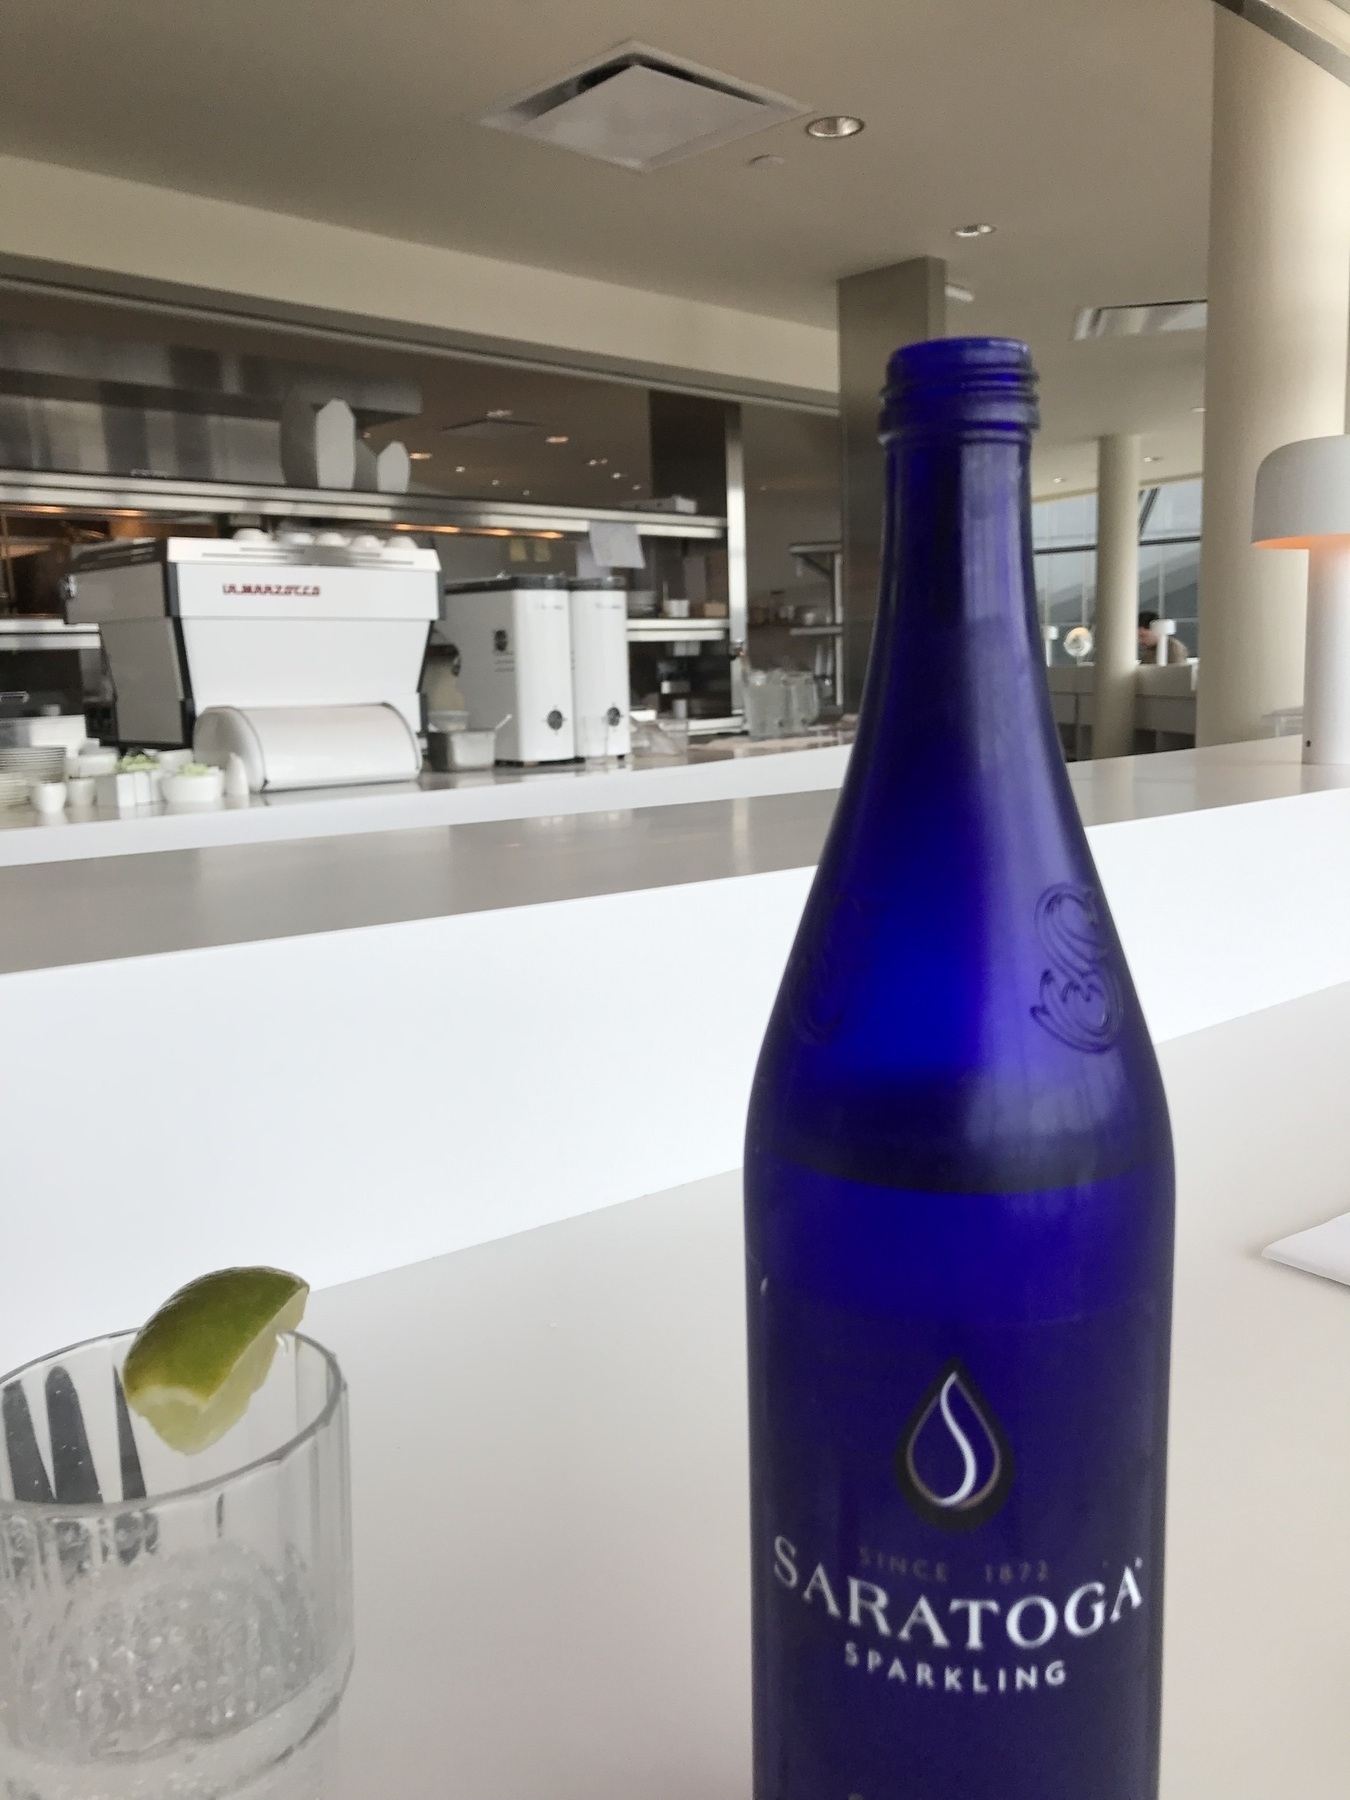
0,0 -> 1216,488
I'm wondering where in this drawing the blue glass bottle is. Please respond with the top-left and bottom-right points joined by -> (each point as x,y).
745,337 -> 1173,1800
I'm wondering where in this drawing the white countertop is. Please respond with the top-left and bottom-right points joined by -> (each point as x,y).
0,735 -> 1342,979
0,731 -> 1339,870
309,974 -> 1350,1800
0,735 -> 852,868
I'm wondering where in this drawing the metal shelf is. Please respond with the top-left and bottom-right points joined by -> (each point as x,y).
626,618 -> 730,642
0,468 -> 728,541
0,619 -> 101,651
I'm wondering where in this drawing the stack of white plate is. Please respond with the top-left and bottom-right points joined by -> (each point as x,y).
0,746 -> 67,782
0,746 -> 69,808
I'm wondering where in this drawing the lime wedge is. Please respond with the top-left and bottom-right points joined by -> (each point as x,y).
123,1267 -> 309,1454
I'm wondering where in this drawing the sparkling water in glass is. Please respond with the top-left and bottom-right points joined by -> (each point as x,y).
0,1331 -> 352,1800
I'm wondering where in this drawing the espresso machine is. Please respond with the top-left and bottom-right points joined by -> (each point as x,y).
66,531 -> 439,789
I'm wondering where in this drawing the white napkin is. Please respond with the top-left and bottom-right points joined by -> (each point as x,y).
1264,1211 -> 1350,1286
587,522 -> 645,570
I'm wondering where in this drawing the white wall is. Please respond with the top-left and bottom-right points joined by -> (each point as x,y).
0,153 -> 839,399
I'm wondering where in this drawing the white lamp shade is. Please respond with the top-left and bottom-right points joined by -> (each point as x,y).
1253,434 -> 1350,545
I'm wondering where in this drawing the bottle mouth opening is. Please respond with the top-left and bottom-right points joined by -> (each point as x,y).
881,336 -> 1039,439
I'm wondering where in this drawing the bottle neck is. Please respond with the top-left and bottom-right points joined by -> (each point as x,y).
854,429 -> 1054,775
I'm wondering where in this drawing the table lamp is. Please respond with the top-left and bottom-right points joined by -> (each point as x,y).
1253,433 -> 1350,764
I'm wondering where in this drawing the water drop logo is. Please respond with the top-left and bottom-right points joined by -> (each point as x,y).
894,1360 -> 1014,1531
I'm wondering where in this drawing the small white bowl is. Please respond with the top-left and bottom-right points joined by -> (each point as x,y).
156,748 -> 195,772
29,780 -> 66,816
77,749 -> 119,777
448,729 -> 497,770
65,776 -> 96,809
160,766 -> 225,807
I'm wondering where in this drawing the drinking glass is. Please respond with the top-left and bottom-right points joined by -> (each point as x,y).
0,1330 -> 352,1800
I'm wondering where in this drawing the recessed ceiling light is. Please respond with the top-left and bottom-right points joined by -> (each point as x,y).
806,115 -> 864,140
1144,455 -> 1162,464
632,484 -> 641,491
409,451 -> 432,461
612,472 -> 624,479
1190,405 -> 1206,414
953,222 -> 995,239
588,458 -> 599,466
491,479 -> 501,486
1052,476 -> 1065,485
546,434 -> 569,444
944,282 -> 975,305
487,408 -> 513,420
455,465 -> 466,473
748,153 -> 785,167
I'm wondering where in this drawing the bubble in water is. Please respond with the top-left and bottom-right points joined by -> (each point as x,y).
14,1543 -> 316,1760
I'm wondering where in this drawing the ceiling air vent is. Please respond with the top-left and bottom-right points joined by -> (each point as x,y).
480,42 -> 807,171
1074,301 -> 1208,341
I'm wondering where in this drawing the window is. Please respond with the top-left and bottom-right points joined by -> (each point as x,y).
1032,479 -> 1201,662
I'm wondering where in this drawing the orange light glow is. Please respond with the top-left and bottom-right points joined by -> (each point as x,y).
1254,533 -> 1350,550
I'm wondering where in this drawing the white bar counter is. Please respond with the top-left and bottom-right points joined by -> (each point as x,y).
3,737 -> 1350,1380
4,734 -> 1350,1799
310,974 -> 1350,1800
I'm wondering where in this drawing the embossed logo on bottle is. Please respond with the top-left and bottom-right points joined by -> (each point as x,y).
1030,882 -> 1123,1053
894,1360 -> 1014,1531
790,892 -> 876,1045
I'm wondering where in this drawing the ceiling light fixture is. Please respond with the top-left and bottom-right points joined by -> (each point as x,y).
1074,300 -> 1206,340
1191,405 -> 1206,414
953,222 -> 995,239
409,451 -> 432,461
806,115 -> 864,140
487,408 -> 513,420
546,435 -> 569,444
455,465 -> 466,473
479,43 -> 808,173
1052,477 -> 1065,485
945,282 -> 975,305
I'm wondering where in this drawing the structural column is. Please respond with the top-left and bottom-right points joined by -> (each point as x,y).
1196,6 -> 1350,746
1093,435 -> 1141,759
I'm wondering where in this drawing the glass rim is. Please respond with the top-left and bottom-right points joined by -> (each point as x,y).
0,1327 -> 344,1519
